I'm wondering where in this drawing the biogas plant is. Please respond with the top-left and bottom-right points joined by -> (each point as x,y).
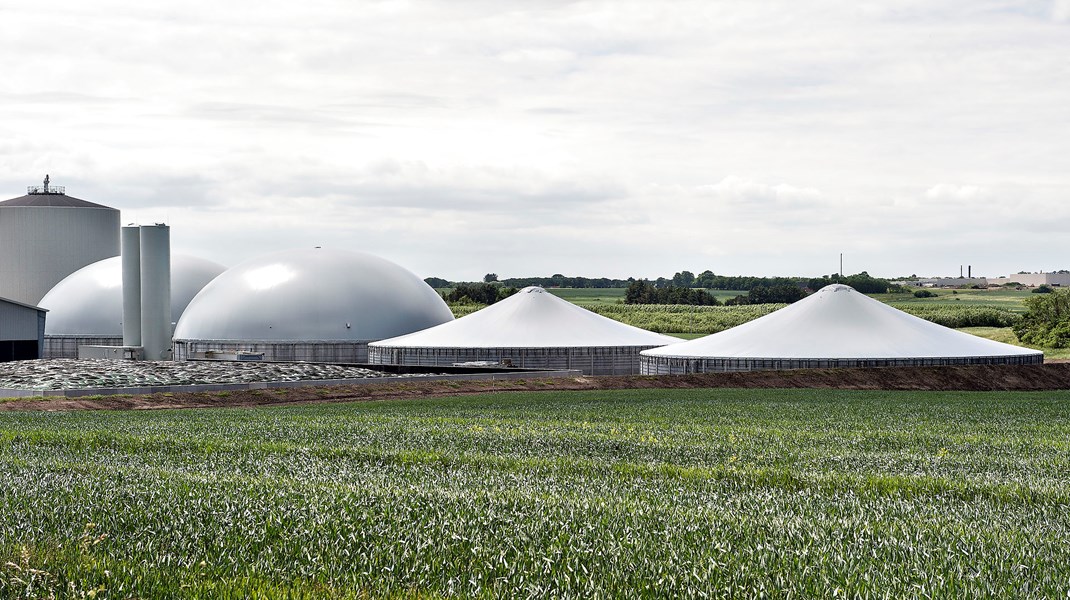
0,176 -> 1043,393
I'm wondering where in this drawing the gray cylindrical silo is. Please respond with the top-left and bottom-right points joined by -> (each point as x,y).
121,226 -> 142,347
0,180 -> 120,306
139,224 -> 172,360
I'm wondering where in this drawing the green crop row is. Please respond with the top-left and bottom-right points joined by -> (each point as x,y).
583,304 -> 786,334
450,300 -> 1020,334
2,389 -> 1070,597
889,304 -> 1022,328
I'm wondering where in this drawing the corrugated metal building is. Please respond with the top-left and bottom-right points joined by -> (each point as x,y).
640,284 -> 1043,374
368,286 -> 681,375
0,178 -> 120,306
0,297 -> 47,362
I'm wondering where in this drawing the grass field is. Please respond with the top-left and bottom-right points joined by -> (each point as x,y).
872,288 -> 1036,312
3,388 -> 1070,597
961,327 -> 1070,360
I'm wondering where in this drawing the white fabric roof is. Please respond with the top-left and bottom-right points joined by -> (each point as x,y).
174,248 -> 453,342
40,255 -> 226,336
370,286 -> 680,349
642,284 -> 1041,360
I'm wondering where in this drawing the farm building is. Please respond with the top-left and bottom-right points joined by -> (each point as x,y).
0,297 -> 47,362
640,284 -> 1043,374
988,273 -> 1070,287
0,177 -> 120,305
368,286 -> 680,375
173,248 -> 453,362
38,254 -> 226,358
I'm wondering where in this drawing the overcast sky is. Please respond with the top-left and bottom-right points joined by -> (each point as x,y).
2,1 -> 1068,281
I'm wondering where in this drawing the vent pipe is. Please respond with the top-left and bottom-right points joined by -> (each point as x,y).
121,226 -> 142,346
139,224 -> 172,360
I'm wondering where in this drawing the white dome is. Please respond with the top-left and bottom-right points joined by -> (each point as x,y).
173,248 -> 452,342
642,284 -> 1042,361
372,286 -> 679,349
40,255 -> 226,336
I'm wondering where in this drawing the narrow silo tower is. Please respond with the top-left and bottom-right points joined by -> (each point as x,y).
0,175 -> 120,305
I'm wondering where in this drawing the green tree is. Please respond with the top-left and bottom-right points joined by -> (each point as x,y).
727,284 -> 808,305
624,280 -> 720,305
672,271 -> 696,287
1013,289 -> 1070,348
445,283 -> 516,305
424,277 -> 451,288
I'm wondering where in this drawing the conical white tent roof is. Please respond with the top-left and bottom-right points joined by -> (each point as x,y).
642,284 -> 1041,362
372,286 -> 679,349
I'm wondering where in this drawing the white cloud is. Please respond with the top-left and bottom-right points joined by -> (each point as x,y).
1053,0 -> 1070,21
1,0 -> 1068,280
924,184 -> 986,201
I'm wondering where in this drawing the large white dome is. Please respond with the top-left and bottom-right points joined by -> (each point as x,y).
40,255 -> 226,336
173,248 -> 453,343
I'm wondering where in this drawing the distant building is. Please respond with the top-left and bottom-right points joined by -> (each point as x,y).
988,273 -> 1070,288
894,278 -> 989,288
0,297 -> 47,362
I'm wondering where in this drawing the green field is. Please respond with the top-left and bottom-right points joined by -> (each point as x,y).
961,327 -> 1070,360
3,388 -> 1070,597
873,288 -> 1036,313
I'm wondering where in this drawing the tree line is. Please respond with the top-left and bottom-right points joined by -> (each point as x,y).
427,271 -> 894,306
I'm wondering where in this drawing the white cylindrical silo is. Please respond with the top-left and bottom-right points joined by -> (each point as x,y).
139,224 -> 172,360
121,226 -> 142,347
0,182 -> 120,306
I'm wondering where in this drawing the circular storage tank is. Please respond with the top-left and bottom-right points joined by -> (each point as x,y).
38,255 -> 226,358
0,189 -> 120,306
172,248 -> 453,363
639,284 -> 1044,374
368,286 -> 680,375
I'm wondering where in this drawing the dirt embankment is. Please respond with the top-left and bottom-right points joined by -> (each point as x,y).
3,363 -> 1070,412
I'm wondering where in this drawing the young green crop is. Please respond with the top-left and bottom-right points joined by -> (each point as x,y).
2,389 -> 1069,598
449,299 -> 1021,333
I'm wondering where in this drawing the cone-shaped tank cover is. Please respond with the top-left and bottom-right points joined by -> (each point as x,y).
642,284 -> 1041,360
372,286 -> 680,349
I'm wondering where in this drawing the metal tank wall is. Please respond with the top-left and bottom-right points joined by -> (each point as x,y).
139,225 -> 172,360
639,353 -> 1045,375
366,345 -> 663,376
121,226 -> 142,347
0,205 -> 120,305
